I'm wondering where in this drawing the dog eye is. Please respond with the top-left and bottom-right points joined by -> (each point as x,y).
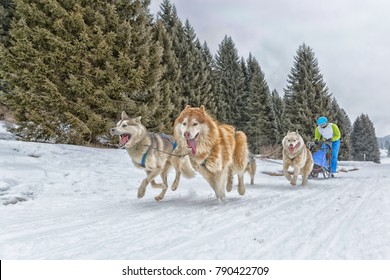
182,122 -> 187,126
193,123 -> 198,126
122,124 -> 127,128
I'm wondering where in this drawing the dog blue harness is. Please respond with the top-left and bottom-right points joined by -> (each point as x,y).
159,133 -> 178,151
139,133 -> 178,168
139,149 -> 149,168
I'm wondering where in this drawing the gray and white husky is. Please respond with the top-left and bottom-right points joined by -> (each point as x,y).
110,111 -> 195,201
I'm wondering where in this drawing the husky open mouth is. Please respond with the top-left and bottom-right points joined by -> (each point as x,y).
185,133 -> 199,156
288,142 -> 300,153
119,134 -> 131,147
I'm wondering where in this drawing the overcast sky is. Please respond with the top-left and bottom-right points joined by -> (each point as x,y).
150,0 -> 390,137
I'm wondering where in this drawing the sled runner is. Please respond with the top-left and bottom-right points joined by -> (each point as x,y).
308,141 -> 332,179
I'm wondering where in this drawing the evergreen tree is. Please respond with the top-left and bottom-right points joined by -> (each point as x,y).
181,20 -> 214,109
114,0 -> 163,126
0,0 -> 14,107
151,19 -> 176,133
0,0 -> 163,144
283,43 -> 333,142
331,98 -> 351,160
350,114 -> 380,163
239,56 -> 250,131
388,144 -> 390,157
246,53 -> 277,153
199,41 -> 217,116
271,89 -> 284,144
241,56 -> 250,94
156,0 -> 183,120
214,35 -> 245,127
158,1 -> 215,112
179,20 -> 200,107
0,0 -> 14,46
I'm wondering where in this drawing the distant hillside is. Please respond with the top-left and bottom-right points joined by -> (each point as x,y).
377,135 -> 390,149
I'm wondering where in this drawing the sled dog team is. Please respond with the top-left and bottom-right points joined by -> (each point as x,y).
111,106 -> 328,201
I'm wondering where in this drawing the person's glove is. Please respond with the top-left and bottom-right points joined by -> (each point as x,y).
314,139 -> 319,144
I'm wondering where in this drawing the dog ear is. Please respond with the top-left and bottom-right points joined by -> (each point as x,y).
185,105 -> 191,110
121,111 -> 129,119
295,129 -> 299,134
135,116 -> 142,123
200,105 -> 206,112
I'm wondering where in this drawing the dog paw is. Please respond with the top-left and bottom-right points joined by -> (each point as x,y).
290,181 -> 297,186
238,186 -> 246,195
226,184 -> 233,192
171,183 -> 178,191
154,195 -> 163,202
137,189 -> 145,198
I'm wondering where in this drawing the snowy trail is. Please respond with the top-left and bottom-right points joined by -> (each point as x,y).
152,190 -> 325,259
1,127 -> 390,259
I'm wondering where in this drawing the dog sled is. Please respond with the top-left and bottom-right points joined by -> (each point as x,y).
308,141 -> 332,179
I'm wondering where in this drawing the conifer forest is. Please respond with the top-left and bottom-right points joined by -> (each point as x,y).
0,0 -> 381,162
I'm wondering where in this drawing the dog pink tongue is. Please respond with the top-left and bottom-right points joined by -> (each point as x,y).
289,146 -> 295,153
187,139 -> 197,155
120,135 -> 129,146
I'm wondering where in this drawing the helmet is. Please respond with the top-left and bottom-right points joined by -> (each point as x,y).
317,116 -> 328,126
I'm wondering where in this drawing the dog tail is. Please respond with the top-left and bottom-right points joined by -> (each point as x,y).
180,156 -> 196,178
233,131 -> 249,172
249,159 -> 256,185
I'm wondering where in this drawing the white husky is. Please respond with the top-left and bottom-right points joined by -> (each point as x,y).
282,131 -> 314,186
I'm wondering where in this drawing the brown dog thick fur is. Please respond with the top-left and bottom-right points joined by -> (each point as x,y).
174,105 -> 249,200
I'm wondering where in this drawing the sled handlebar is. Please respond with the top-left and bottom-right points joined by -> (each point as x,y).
307,141 -> 332,150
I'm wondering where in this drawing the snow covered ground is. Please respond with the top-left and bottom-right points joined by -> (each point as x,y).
1,122 -> 390,260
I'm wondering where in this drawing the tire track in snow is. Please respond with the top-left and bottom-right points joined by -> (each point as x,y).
292,174 -> 383,259
244,181 -> 358,259
150,189 -> 326,259
0,197 -> 216,259
320,175 -> 386,258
